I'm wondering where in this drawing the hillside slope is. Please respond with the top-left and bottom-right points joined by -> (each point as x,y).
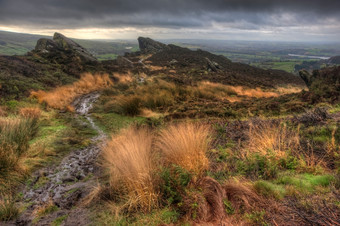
0,30 -> 137,59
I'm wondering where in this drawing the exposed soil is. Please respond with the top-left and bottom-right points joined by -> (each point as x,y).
5,93 -> 105,226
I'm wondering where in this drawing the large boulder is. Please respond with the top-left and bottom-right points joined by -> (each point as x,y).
34,32 -> 97,62
138,37 -> 169,54
35,38 -> 58,52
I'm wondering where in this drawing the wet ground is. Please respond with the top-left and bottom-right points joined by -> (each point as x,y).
7,93 -> 105,226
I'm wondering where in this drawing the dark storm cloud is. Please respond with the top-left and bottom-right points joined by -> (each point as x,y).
0,0 -> 339,29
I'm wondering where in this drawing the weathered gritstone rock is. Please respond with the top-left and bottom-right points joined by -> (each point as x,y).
138,36 -> 170,54
34,32 -> 97,62
15,92 -> 105,225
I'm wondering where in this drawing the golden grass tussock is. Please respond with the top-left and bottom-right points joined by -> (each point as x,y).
102,127 -> 159,212
148,65 -> 165,71
157,123 -> 210,176
81,183 -> 103,207
197,81 -> 280,101
31,73 -> 113,110
247,120 -> 300,158
0,195 -> 19,221
19,107 -> 41,119
140,108 -> 163,118
0,115 -> 39,188
33,199 -> 58,217
276,86 -> 304,94
114,72 -> 134,84
0,106 -> 7,117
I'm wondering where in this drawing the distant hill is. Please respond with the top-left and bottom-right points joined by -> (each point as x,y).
0,30 -> 138,60
328,55 -> 340,64
139,38 -> 305,88
0,33 -> 306,100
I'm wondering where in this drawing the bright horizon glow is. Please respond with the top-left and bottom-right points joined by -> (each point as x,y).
1,24 -> 340,43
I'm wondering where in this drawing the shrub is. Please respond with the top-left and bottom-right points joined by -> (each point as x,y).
160,165 -> 192,206
102,127 -> 159,212
157,123 -> 210,176
238,153 -> 279,179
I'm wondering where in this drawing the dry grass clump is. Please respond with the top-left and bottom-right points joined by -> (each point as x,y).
31,73 -> 113,110
102,127 -> 159,212
196,81 -> 280,101
148,65 -> 165,71
33,199 -> 58,217
140,109 -> 163,118
114,72 -> 134,84
157,123 -> 210,176
247,120 -> 300,158
195,81 -> 238,100
0,195 -> 19,221
19,107 -> 41,118
0,106 -> 7,117
0,115 -> 39,187
181,177 -> 263,224
276,86 -> 304,94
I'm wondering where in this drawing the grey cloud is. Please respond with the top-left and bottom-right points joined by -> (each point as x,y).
0,0 -> 339,32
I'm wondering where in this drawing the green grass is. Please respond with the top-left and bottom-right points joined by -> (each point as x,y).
251,61 -> 298,73
276,173 -> 334,193
0,198 -> 19,222
329,104 -> 340,114
254,180 -> 286,200
92,112 -> 145,134
33,176 -> 49,189
52,215 -> 68,226
94,207 -> 179,226
96,53 -> 118,61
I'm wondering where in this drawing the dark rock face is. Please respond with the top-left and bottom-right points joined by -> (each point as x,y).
34,32 -> 97,62
138,37 -> 169,54
35,38 -> 58,52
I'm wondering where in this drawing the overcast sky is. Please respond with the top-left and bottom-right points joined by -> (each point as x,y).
0,0 -> 339,41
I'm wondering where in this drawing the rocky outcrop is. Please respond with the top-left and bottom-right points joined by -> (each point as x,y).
206,57 -> 222,72
34,32 -> 97,62
35,38 -> 58,52
300,66 -> 340,102
138,37 -> 169,54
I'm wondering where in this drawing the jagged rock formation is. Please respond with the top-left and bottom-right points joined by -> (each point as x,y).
205,57 -> 222,72
34,32 -> 97,62
138,37 -> 169,54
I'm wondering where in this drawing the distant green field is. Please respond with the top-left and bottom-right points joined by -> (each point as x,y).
251,61 -> 298,73
96,53 -> 118,61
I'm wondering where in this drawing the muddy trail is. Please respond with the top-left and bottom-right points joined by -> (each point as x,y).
7,93 -> 105,226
